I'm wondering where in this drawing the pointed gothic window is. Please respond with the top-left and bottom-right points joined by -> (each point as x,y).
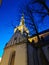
9,51 -> 16,65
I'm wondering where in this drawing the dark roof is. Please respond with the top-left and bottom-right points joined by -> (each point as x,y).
5,30 -> 27,49
29,29 -> 49,38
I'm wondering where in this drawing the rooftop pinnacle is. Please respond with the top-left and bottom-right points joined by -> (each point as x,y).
14,14 -> 29,34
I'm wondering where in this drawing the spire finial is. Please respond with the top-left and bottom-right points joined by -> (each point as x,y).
20,13 -> 25,25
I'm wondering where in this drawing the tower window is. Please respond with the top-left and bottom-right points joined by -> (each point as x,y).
14,37 -> 17,40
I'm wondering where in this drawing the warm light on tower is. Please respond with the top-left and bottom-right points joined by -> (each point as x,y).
14,14 -> 29,34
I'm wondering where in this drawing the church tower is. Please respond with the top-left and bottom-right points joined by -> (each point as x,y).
1,15 -> 49,65
1,15 -> 29,65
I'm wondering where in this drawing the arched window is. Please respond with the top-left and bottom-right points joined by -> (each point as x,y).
9,51 -> 16,65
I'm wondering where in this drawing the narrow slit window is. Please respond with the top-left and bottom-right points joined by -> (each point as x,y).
9,51 -> 16,65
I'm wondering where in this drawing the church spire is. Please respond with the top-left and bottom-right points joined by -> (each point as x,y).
14,14 -> 29,34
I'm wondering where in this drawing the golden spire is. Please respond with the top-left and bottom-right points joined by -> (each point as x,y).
14,14 -> 29,34
20,14 -> 25,25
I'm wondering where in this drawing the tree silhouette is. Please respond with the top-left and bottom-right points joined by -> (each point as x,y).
19,0 -> 49,41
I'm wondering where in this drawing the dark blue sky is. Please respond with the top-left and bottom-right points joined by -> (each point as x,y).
0,0 -> 49,57
0,0 -> 20,57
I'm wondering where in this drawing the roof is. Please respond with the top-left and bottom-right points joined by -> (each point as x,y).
5,28 -> 49,48
5,30 -> 27,49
